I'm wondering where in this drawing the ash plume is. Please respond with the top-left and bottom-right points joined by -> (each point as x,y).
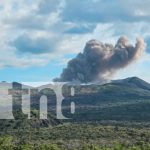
54,36 -> 145,83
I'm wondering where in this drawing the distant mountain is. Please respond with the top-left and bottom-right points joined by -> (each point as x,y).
23,77 -> 150,123
60,77 -> 150,122
111,77 -> 150,90
1,77 -> 150,127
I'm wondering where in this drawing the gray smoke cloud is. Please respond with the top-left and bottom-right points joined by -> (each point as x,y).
54,36 -> 145,83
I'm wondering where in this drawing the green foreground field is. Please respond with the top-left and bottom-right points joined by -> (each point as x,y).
1,123 -> 150,150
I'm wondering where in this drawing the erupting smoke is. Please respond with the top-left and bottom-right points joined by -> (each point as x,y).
54,36 -> 145,83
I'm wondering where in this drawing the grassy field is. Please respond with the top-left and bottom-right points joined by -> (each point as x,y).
0,122 -> 150,149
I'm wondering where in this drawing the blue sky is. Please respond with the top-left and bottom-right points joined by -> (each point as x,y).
0,0 -> 150,83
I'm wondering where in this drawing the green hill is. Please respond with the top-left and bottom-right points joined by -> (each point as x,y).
61,77 -> 150,122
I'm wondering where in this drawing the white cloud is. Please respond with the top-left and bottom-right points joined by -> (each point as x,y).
0,0 -> 150,70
